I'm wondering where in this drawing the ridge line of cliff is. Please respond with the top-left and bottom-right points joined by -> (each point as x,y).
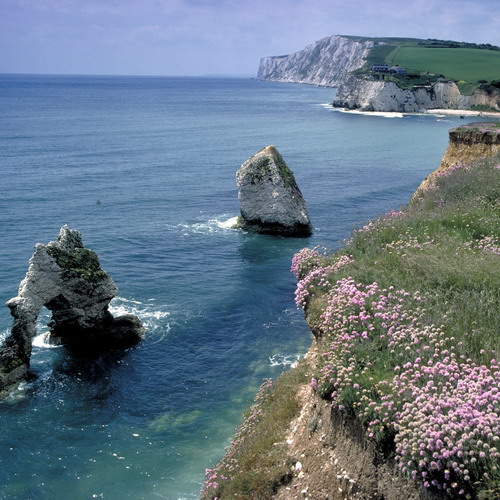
257,35 -> 373,87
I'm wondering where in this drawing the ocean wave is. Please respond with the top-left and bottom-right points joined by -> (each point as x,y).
0,298 -> 171,350
3,381 -> 28,403
109,297 -> 171,343
32,332 -> 62,349
0,328 -> 8,345
269,353 -> 301,368
167,214 -> 239,236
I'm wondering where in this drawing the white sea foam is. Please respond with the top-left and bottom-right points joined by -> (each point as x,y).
4,382 -> 27,403
32,332 -> 62,349
109,297 -> 171,342
336,108 -> 405,118
219,216 -> 239,229
168,214 -> 239,236
0,328 -> 8,346
269,353 -> 301,368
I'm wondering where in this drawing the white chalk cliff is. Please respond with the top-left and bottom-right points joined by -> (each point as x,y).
258,35 -> 373,86
333,77 -> 500,112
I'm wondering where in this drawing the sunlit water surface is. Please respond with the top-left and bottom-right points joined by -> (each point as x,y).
0,74 -> 487,499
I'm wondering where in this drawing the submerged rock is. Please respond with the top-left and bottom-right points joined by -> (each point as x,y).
236,146 -> 313,237
0,226 -> 144,397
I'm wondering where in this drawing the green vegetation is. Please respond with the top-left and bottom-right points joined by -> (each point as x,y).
305,155 -> 499,362
203,150 -> 500,499
201,361 -> 309,499
393,47 -> 500,82
350,36 -> 500,93
46,245 -> 108,282
252,151 -> 297,190
292,153 -> 500,498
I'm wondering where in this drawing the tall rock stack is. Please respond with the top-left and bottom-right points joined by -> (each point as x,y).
236,146 -> 313,237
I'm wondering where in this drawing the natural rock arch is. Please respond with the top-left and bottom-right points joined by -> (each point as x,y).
0,226 -> 143,398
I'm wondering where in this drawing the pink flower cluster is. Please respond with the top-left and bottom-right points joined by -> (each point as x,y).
292,263 -> 500,496
394,358 -> 500,495
312,278 -> 423,431
293,255 -> 353,309
291,246 -> 329,279
462,236 -> 500,256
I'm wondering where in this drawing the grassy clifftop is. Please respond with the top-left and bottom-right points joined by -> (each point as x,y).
351,37 -> 500,95
201,128 -> 500,500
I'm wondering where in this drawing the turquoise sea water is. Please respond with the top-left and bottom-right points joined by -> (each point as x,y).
0,74 -> 490,499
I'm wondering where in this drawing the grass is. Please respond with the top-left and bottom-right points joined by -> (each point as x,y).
202,151 -> 500,499
201,361 -> 309,500
292,153 -> 500,498
392,47 -> 500,82
318,157 -> 499,357
352,38 -> 500,94
46,245 -> 108,282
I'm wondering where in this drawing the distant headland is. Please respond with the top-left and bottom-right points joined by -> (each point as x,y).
258,35 -> 500,113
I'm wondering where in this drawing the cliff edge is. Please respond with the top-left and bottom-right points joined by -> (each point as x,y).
201,125 -> 500,500
258,35 -> 372,86
414,122 -> 500,194
333,77 -> 500,112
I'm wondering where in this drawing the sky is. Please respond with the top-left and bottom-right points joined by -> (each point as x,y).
1,0 -> 499,76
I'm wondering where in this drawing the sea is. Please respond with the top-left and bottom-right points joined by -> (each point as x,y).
0,74 -> 491,499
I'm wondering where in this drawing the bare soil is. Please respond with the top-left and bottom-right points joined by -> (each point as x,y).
272,350 -> 444,500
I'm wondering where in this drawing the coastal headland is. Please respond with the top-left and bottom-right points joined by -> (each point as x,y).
201,123 -> 500,499
258,35 -> 500,114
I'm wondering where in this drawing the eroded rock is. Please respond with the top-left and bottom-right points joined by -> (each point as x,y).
236,146 -> 313,237
0,226 -> 143,397
414,122 -> 500,196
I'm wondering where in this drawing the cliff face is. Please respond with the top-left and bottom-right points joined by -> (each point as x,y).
414,121 -> 500,194
257,35 -> 373,86
273,353 -> 442,500
333,77 -> 500,112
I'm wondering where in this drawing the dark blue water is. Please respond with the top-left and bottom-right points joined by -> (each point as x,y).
0,74 -> 487,499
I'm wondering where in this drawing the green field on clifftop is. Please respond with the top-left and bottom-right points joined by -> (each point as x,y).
355,36 -> 500,85
392,46 -> 500,81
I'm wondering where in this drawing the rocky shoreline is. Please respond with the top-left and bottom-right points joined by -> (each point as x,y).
201,123 -> 500,500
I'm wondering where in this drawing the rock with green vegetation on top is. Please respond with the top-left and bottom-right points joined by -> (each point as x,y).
414,121 -> 500,195
0,226 -> 144,398
236,145 -> 313,237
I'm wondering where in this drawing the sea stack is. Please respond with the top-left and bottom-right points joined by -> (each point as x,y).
236,145 -> 313,236
0,226 -> 144,397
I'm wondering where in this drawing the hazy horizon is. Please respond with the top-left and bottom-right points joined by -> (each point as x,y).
1,0 -> 499,77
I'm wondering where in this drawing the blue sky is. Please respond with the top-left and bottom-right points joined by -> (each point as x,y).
1,0 -> 499,76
